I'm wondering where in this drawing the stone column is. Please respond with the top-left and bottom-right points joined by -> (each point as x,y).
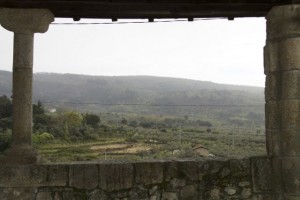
0,9 -> 54,164
265,5 -> 300,199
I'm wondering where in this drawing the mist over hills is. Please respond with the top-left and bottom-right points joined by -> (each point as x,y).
0,70 -> 264,106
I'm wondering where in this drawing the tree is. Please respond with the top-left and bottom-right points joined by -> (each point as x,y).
0,95 -> 12,119
196,120 -> 212,127
62,111 -> 83,127
32,101 -> 49,132
32,132 -> 54,144
121,118 -> 128,125
83,113 -> 100,128
129,120 -> 138,127
33,100 -> 45,115
0,95 -> 12,130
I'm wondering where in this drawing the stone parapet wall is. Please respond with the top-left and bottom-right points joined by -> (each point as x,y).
0,157 -> 272,200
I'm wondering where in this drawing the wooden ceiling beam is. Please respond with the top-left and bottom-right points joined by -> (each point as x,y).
0,0 -> 296,19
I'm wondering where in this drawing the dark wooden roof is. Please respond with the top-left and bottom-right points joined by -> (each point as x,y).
0,0 -> 299,19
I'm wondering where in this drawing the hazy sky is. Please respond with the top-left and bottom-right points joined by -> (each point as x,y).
0,17 -> 266,87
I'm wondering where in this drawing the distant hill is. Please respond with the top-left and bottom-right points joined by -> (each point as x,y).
0,70 -> 264,104
0,70 -> 265,125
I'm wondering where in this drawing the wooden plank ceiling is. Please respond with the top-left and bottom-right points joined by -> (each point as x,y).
0,0 -> 299,19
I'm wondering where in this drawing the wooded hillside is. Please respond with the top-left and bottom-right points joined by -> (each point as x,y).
0,70 -> 265,126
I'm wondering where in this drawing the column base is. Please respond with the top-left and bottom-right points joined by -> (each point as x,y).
0,146 -> 38,165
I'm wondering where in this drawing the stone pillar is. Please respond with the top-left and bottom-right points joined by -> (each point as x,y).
265,5 -> 300,199
0,9 -> 54,164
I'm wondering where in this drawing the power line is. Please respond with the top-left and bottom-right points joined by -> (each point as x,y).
51,18 -> 223,25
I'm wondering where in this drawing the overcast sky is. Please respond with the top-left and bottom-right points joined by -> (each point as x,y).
0,17 -> 266,87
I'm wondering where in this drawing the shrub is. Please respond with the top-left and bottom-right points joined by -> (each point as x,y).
129,120 -> 138,127
160,129 -> 167,133
33,132 -> 54,144
83,113 -> 100,128
0,129 -> 12,151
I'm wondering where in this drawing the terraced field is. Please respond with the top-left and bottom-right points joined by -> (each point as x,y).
36,127 -> 266,163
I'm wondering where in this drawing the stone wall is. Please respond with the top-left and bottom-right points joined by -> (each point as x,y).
0,157 -> 273,200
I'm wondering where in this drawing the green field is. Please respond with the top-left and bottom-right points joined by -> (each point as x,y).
34,125 -> 266,163
0,95 -> 266,163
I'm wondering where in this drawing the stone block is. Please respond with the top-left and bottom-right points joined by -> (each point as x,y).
135,162 -> 163,185
161,192 -> 178,200
282,71 -> 300,99
270,157 -> 283,193
169,178 -> 186,189
69,164 -> 98,189
203,187 -> 223,200
265,101 -> 280,129
87,189 -> 108,200
264,45 -> 269,75
218,166 -> 230,178
165,161 -> 178,181
150,195 -> 160,200
0,187 -> 35,200
131,185 -> 148,199
252,194 -> 274,200
200,160 -> 228,185
229,158 -> 250,178
149,185 -> 158,195
280,38 -> 300,71
281,100 -> 300,129
282,157 -> 300,195
251,157 -> 272,192
180,185 -> 198,200
266,129 -> 281,156
265,73 -> 280,101
178,160 -> 198,181
265,129 -> 271,156
53,192 -> 61,200
264,41 -> 279,74
224,186 -> 237,196
281,128 -> 300,156
36,191 -> 52,200
46,164 -> 68,186
99,163 -> 133,191
165,161 -> 199,181
205,160 -> 225,175
238,181 -> 250,187
241,187 -> 251,198
60,190 -> 86,200
0,165 -> 47,187
285,195 -> 300,200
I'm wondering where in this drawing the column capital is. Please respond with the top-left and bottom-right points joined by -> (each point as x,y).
0,8 -> 54,34
267,5 -> 300,40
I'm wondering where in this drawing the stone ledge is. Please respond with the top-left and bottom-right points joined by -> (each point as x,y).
0,157 -> 272,199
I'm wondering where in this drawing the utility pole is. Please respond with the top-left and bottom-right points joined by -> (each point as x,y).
232,126 -> 235,147
179,125 -> 182,149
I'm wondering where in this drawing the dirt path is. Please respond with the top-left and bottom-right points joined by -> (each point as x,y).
90,143 -> 152,154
